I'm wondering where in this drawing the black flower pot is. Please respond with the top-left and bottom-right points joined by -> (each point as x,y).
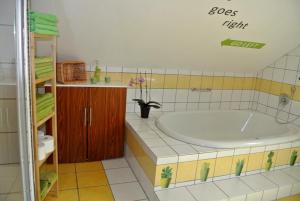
140,106 -> 150,118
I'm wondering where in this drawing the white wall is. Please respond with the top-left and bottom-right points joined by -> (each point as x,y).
32,0 -> 300,72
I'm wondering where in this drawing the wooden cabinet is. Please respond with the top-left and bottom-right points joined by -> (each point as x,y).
57,87 -> 126,163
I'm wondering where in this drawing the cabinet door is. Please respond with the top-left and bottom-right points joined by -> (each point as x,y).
104,88 -> 126,159
87,88 -> 106,161
57,87 -> 88,163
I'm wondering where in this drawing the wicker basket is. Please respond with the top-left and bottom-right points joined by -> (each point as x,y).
56,61 -> 87,83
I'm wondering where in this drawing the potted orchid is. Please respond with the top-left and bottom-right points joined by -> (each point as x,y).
129,72 -> 161,118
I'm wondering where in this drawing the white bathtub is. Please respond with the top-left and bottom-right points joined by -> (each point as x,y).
156,110 -> 300,148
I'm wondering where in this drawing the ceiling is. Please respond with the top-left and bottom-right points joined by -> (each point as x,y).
32,0 -> 300,72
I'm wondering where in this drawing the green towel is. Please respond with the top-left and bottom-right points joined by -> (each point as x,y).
30,18 -> 56,26
36,68 -> 53,76
35,57 -> 53,64
36,98 -> 54,111
36,93 -> 54,105
40,180 -> 49,200
37,106 -> 54,121
30,23 -> 58,32
36,71 -> 54,79
29,11 -> 57,23
40,171 -> 58,185
35,62 -> 53,68
30,28 -> 58,36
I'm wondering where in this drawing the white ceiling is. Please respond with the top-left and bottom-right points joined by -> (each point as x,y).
32,0 -> 300,72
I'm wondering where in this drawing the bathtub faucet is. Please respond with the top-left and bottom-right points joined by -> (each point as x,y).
191,88 -> 212,92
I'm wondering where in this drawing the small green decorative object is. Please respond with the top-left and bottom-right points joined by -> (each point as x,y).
90,76 -> 97,84
290,150 -> 298,166
235,159 -> 245,176
200,162 -> 210,181
160,166 -> 172,188
265,151 -> 275,171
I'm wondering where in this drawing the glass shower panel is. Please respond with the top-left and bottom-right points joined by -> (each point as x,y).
0,0 -> 24,201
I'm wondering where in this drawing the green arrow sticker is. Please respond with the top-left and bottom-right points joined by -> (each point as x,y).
221,39 -> 266,49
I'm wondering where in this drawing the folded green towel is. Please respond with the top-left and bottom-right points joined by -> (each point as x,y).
30,23 -> 58,32
35,57 -> 53,64
36,71 -> 54,79
40,180 -> 49,200
37,98 -> 54,111
37,106 -> 54,121
36,68 -> 53,76
30,18 -> 56,26
36,93 -> 54,105
40,171 -> 58,185
35,62 -> 53,68
30,28 -> 58,36
29,11 -> 57,23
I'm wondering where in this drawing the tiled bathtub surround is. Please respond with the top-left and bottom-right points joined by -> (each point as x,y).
125,112 -> 300,191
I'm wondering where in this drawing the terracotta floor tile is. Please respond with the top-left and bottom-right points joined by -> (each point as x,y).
79,186 -> 114,201
58,174 -> 77,190
75,161 -> 104,172
77,171 -> 108,188
44,189 -> 79,201
58,163 -> 75,175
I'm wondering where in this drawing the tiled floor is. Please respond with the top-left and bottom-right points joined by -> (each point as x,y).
44,159 -> 148,201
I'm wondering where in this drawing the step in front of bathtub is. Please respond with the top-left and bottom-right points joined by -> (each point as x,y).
126,115 -> 300,191
155,166 -> 300,201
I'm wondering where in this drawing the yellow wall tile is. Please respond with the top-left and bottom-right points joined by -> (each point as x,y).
201,76 -> 213,89
281,83 -> 293,97
270,81 -> 282,96
260,79 -> 272,93
262,150 -> 278,171
276,148 -> 291,166
254,78 -> 262,91
177,75 -> 190,89
164,74 -> 178,89
154,164 -> 177,187
294,147 -> 300,164
190,75 -> 202,88
105,72 -> 122,82
176,161 -> 197,183
212,76 -> 224,90
233,77 -> 244,90
247,152 -> 264,172
231,154 -> 249,174
294,86 -> 300,101
243,78 -> 255,90
222,77 -> 234,90
151,74 -> 165,89
214,156 -> 233,177
196,159 -> 216,181
126,128 -> 156,184
122,73 -> 136,85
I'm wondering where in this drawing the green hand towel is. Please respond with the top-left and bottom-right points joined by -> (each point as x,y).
29,11 -> 57,23
36,93 -> 54,105
37,99 -> 54,111
35,57 -> 53,64
30,23 -> 58,32
30,28 -> 58,36
37,106 -> 54,121
30,18 -> 56,26
40,171 -> 58,185
40,180 -> 49,200
36,68 -> 53,76
35,62 -> 53,68
36,72 -> 54,79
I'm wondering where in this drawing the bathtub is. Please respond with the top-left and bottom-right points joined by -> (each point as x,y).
156,110 -> 300,148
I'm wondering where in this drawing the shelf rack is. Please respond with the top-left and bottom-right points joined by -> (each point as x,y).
30,32 -> 59,201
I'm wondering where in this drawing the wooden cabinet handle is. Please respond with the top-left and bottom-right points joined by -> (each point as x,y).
89,107 -> 92,127
84,107 -> 87,126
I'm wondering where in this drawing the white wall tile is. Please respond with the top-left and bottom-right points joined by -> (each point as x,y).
211,90 -> 222,102
163,89 -> 176,103
283,70 -> 297,84
286,56 -> 300,71
199,92 -> 211,102
175,103 -> 187,111
273,68 -> 285,82
175,90 -> 189,103
275,56 -> 287,69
